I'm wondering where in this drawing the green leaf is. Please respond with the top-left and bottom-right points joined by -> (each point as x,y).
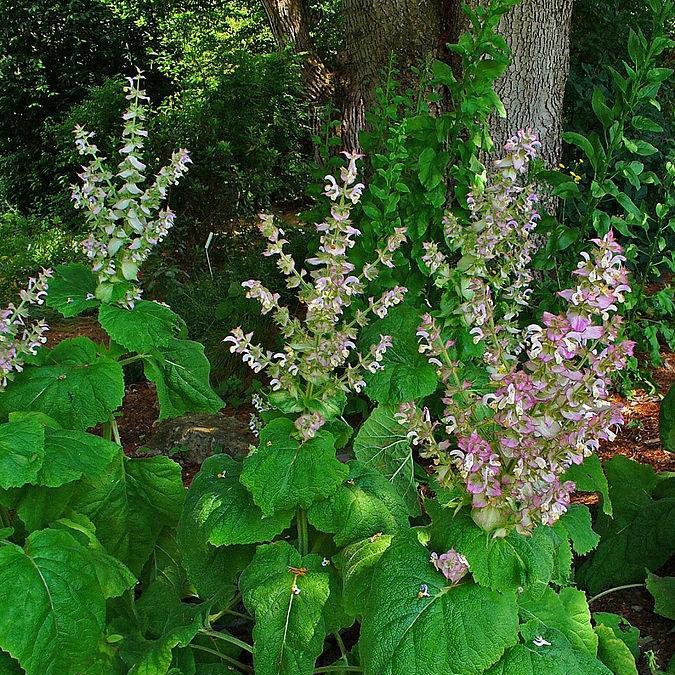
631,115 -> 664,133
35,428 -> 120,487
577,456 -> 675,595
308,461 -> 409,547
595,624 -> 638,675
486,641 -> 612,675
181,454 -> 292,547
240,541 -> 330,675
428,505 -> 554,592
0,337 -> 125,431
627,29 -> 645,65
0,418 -> 44,489
646,572 -> 675,620
240,417 -> 348,515
592,89 -> 614,128
359,530 -> 518,675
519,587 -> 597,655
353,405 -> 419,515
99,301 -> 184,353
71,454 -> 185,574
557,504 -> 600,555
360,304 -> 437,404
0,528 -> 134,675
336,534 -> 393,616
46,263 -> 99,318
592,613 -> 640,659
143,338 -> 223,420
563,454 -> 612,515
563,132 -> 597,169
660,384 -> 675,452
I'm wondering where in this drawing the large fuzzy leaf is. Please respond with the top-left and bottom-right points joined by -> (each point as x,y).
181,454 -> 292,547
353,405 -> 419,514
0,337 -> 124,430
70,454 -> 185,574
359,530 -> 518,675
46,263 -> 99,318
592,613 -> 640,659
428,504 -> 555,592
308,461 -> 410,546
240,541 -> 330,675
336,534 -> 393,616
99,301 -> 185,354
595,625 -> 638,675
0,528 -> 134,675
240,417 -> 348,515
646,572 -> 675,620
35,427 -> 120,487
577,456 -> 675,595
556,504 -> 600,555
143,338 -> 223,419
360,304 -> 437,404
518,587 -> 597,655
0,418 -> 44,489
563,454 -> 612,515
485,641 -> 612,675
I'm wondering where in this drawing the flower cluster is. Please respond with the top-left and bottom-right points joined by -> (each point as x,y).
71,71 -> 191,308
425,131 -> 541,349
430,549 -> 469,584
401,231 -> 634,535
0,269 -> 52,389
226,152 -> 408,440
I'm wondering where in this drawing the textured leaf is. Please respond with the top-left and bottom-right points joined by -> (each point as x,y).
595,625 -> 638,675
240,541 -> 330,675
428,504 -> 554,592
353,405 -> 419,515
660,384 -> 675,452
99,301 -> 184,354
336,534 -> 393,616
486,641 -> 612,675
564,454 -> 612,515
646,573 -> 675,620
308,461 -> 409,547
360,304 -> 437,404
0,418 -> 44,489
519,587 -> 597,655
360,530 -> 518,675
557,504 -> 600,555
13,483 -> 78,531
240,418 -> 348,515
577,456 -> 675,595
0,337 -> 125,430
71,454 -> 185,574
35,427 -> 120,487
592,613 -> 640,659
0,528 -> 134,675
46,263 -> 99,318
143,338 -> 223,419
182,454 -> 292,547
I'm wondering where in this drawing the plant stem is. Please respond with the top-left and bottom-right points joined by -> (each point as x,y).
334,632 -> 348,663
190,644 -> 252,673
110,418 -> 122,446
199,629 -> 253,654
118,354 -> 146,367
297,509 -> 309,556
588,583 -> 645,605
314,667 -> 362,674
102,421 -> 112,442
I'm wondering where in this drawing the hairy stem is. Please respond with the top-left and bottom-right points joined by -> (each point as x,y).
198,629 -> 253,654
297,509 -> 309,557
190,644 -> 252,673
588,583 -> 645,605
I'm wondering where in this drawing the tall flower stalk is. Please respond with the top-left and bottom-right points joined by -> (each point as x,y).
397,132 -> 634,535
71,71 -> 191,308
226,152 -> 407,440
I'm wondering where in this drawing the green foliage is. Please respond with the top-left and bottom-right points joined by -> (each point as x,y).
646,572 -> 675,620
595,624 -> 639,675
577,456 -> 675,595
660,384 -> 675,452
359,530 -> 519,675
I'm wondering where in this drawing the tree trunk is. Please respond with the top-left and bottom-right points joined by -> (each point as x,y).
490,0 -> 574,165
340,0 -> 445,149
259,0 -> 333,105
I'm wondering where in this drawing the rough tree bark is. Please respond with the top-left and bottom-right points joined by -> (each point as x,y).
260,0 -> 573,160
260,0 -> 446,150
459,0 -> 574,166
